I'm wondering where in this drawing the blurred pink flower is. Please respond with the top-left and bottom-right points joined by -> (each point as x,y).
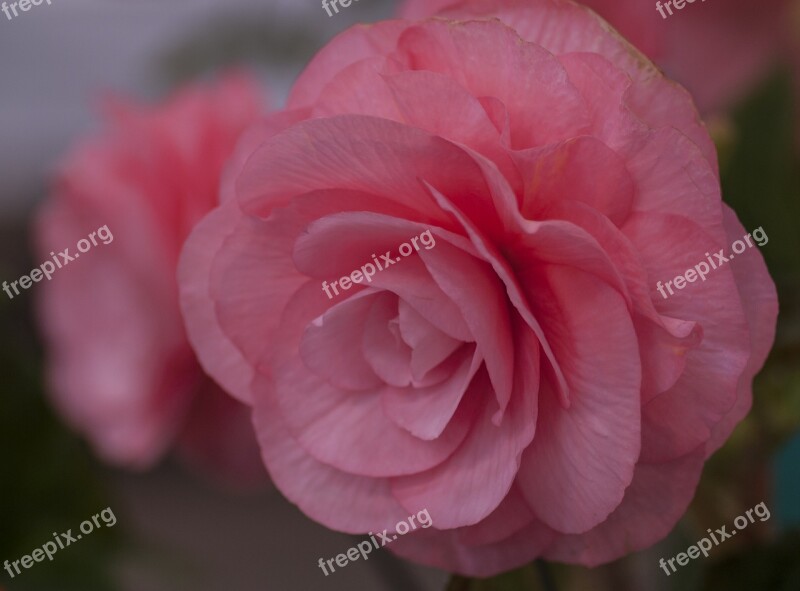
400,0 -> 792,114
179,0 -> 778,576
36,73 -> 268,488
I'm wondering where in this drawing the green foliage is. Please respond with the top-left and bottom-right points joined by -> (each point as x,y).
702,531 -> 800,591
720,66 -> 800,285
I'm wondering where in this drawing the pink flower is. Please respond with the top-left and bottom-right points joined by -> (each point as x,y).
400,0 -> 792,114
36,74 -> 268,488
179,1 -> 777,576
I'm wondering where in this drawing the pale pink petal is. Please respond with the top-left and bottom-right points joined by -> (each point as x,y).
398,300 -> 463,380
416,239 -> 514,417
544,448 -> 706,566
288,20 -> 410,109
421,175 -> 570,410
391,325 -> 540,529
518,136 -> 634,226
219,108 -> 311,203
395,19 -> 591,148
456,485 -> 536,547
233,115 -> 489,225
382,345 -> 480,440
517,266 -> 641,534
270,283 -> 474,477
706,207 -> 778,454
362,293 -> 414,387
388,515 -> 555,578
623,212 -> 750,462
177,202 -> 256,403
624,128 -> 724,237
421,0 -> 717,165
252,375 -> 412,534
290,209 -> 477,341
299,293 -> 384,391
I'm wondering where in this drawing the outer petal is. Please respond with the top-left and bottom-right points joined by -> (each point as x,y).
288,20 -> 410,109
219,108 -> 311,204
414,0 -> 717,166
394,19 -> 592,149
624,212 -> 750,462
705,207 -> 778,454
252,373 -> 412,534
519,135 -> 635,226
543,448 -> 706,565
388,516 -> 555,578
313,65 -> 518,187
178,202 -> 257,404
517,266 -> 641,534
233,114 -> 496,229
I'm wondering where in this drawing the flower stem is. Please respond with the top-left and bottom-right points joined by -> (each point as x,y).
445,574 -> 472,591
536,560 -> 558,591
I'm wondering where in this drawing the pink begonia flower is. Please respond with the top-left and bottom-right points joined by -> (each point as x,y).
179,0 -> 778,576
400,0 -> 792,114
36,74 -> 268,488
